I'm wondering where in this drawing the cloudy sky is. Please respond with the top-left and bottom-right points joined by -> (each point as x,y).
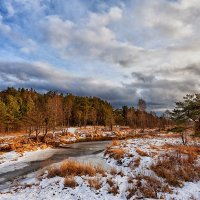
0,0 -> 199,112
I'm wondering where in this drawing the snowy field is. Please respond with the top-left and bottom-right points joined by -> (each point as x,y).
0,135 -> 200,200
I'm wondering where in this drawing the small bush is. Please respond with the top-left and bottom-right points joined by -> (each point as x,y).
168,127 -> 185,133
107,178 -> 114,187
88,178 -> 102,190
134,157 -> 141,168
47,166 -> 60,178
136,148 -> 149,157
140,175 -> 171,198
127,185 -> 136,199
108,185 -> 119,196
47,159 -> 105,178
110,140 -> 121,147
117,170 -> 124,177
64,176 -> 78,188
110,168 -> 117,176
105,148 -> 125,160
151,151 -> 200,186
95,165 -> 106,177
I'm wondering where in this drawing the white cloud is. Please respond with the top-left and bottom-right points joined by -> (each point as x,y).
1,0 -> 200,110
0,15 -> 11,34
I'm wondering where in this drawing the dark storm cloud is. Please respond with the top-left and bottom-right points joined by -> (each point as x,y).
178,64 -> 200,75
131,72 -> 155,83
0,61 -> 136,107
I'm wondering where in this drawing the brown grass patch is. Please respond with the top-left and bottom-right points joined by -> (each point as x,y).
151,151 -> 200,186
64,176 -> 78,188
47,166 -> 61,178
95,165 -> 106,177
108,184 -> 119,196
107,178 -> 115,187
150,144 -> 160,150
175,145 -> 200,158
117,170 -> 124,177
133,157 -> 141,168
137,175 -> 171,199
127,185 -> 136,199
47,159 -> 105,178
105,148 -> 125,160
136,148 -> 149,157
110,168 -> 117,176
110,140 -> 120,147
87,177 -> 102,190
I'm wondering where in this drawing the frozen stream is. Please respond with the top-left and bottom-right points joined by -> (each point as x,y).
0,141 -> 110,191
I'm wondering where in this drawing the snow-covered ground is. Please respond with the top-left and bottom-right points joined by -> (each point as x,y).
105,137 -> 200,199
0,135 -> 200,200
68,127 -> 78,134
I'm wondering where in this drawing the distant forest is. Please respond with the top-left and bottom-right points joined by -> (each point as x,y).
0,87 -> 171,134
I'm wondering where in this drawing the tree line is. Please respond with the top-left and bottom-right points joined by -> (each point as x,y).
0,87 -> 170,138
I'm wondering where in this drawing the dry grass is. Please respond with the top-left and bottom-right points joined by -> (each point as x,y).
105,148 -> 125,160
64,176 -> 78,188
95,165 -> 106,177
108,184 -> 119,196
47,166 -> 61,178
161,143 -> 200,158
110,168 -> 117,176
135,175 -> 171,199
110,140 -> 121,147
151,151 -> 200,186
47,159 -> 105,178
150,144 -> 160,150
87,178 -> 102,190
136,148 -> 149,157
0,136 -> 49,153
127,185 -> 136,199
107,178 -> 115,187
174,145 -> 200,158
127,176 -> 134,184
117,170 -> 124,177
133,157 -> 141,168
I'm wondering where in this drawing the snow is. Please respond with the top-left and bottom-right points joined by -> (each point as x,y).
0,135 -> 200,199
68,127 -> 77,134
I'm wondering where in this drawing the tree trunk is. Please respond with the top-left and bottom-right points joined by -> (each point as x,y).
194,118 -> 200,135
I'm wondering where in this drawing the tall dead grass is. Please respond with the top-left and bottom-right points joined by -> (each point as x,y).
64,176 -> 78,188
136,148 -> 149,157
151,150 -> 200,186
104,148 -> 125,160
47,159 -> 105,178
87,177 -> 102,190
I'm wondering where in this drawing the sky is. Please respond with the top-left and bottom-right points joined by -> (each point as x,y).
0,0 -> 199,112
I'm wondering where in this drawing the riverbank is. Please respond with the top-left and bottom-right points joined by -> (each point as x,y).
0,141 -> 109,193
1,134 -> 199,200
